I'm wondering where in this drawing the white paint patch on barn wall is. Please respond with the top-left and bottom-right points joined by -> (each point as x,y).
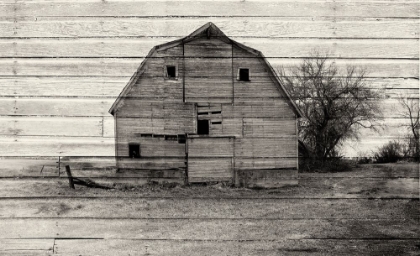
0,0 -> 418,157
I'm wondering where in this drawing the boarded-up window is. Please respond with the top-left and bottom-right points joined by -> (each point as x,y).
129,143 -> 140,158
238,68 -> 250,81
197,120 -> 209,135
164,135 -> 177,141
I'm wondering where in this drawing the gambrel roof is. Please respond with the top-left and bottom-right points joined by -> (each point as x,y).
109,22 -> 302,117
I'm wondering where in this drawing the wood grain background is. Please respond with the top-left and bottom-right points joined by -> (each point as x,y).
0,1 -> 418,255
0,0 -> 418,158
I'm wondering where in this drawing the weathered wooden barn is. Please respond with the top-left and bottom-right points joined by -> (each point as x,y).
109,22 -> 303,187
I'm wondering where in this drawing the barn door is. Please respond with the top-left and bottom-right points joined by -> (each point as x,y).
187,137 -> 234,183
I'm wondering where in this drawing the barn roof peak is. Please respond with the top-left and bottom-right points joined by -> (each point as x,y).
154,22 -> 244,51
185,22 -> 227,39
109,23 -> 303,118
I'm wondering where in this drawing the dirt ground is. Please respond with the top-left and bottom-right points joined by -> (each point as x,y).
0,162 -> 419,255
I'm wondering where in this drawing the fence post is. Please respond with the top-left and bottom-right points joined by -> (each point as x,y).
57,156 -> 61,176
65,165 -> 75,189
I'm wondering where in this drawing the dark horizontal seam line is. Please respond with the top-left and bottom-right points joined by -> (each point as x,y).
0,155 -> 418,158
1,56 -> 419,60
1,93 -> 417,96
6,237 -> 420,242
0,217 -> 412,220
0,134 -> 106,138
1,176 -> 418,179
5,76 -> 416,79
0,196 -> 417,200
0,197 -> 417,200
0,36 -> 418,40
1,36 -> 418,40
1,75 -> 417,79
0,197 -> 417,201
5,15 -> 420,18
298,177 -> 419,179
0,55 -> 419,60
0,177 -> 181,179
0,77 -> 418,80
3,249 -> 51,251
0,115 -> 415,119
2,177 -> 418,180
0,95 -> 418,98
0,115 -> 108,117
6,237 -> 104,240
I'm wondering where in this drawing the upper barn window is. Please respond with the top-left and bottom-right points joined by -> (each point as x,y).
165,65 -> 177,79
238,68 -> 250,81
129,143 -> 140,158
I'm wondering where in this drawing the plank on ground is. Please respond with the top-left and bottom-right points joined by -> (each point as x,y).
0,198 -> 416,219
1,1 -> 418,18
2,38 -> 418,59
1,18 -> 418,39
52,239 -> 420,256
1,218 -> 418,240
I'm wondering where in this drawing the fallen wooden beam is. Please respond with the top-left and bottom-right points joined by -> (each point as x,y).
65,165 -> 111,189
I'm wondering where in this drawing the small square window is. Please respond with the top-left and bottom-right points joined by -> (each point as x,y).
129,143 -> 140,158
178,135 -> 186,144
166,66 -> 176,78
197,120 -> 209,135
238,68 -> 249,81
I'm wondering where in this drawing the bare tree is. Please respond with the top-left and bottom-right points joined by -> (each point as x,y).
278,53 -> 382,164
398,96 -> 419,161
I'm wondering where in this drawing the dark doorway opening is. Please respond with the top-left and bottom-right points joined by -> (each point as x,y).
197,120 -> 209,135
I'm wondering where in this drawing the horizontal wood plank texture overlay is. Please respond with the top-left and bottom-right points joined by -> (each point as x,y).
0,0 -> 419,255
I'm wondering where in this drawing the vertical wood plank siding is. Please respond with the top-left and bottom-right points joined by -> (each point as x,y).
111,23 -> 300,182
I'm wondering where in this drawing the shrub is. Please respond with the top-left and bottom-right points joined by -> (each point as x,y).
356,157 -> 372,165
373,140 -> 404,163
299,157 -> 353,173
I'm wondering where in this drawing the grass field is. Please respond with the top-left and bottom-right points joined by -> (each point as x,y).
0,162 -> 418,255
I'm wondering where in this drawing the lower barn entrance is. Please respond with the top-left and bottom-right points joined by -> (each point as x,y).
186,136 -> 234,183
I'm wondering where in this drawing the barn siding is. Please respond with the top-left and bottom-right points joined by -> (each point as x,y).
184,38 -> 233,103
111,27 -> 300,185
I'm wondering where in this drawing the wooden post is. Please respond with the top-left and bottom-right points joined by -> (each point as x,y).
57,156 -> 61,176
184,134 -> 189,185
65,165 -> 75,189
